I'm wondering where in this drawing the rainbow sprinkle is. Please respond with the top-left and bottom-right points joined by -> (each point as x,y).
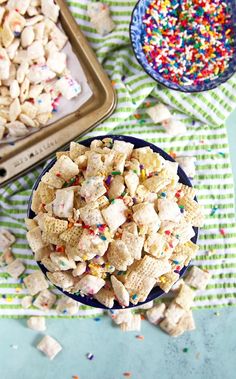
142,0 -> 234,86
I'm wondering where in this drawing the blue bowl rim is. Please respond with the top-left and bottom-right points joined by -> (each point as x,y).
129,0 -> 236,93
28,135 -> 198,310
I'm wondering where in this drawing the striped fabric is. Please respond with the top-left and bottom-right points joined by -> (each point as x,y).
0,0 -> 236,317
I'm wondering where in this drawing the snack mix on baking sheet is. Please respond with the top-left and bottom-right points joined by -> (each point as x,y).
26,138 -> 204,308
0,0 -> 81,141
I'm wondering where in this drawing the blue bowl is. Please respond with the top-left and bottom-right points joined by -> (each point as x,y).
130,0 -> 236,92
28,135 -> 198,309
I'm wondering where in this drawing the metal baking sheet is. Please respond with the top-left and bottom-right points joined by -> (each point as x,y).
0,0 -> 116,187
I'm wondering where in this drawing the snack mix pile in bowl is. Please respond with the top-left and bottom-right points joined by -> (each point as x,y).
26,137 -> 204,308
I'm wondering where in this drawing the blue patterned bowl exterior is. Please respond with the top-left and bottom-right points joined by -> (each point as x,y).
130,0 -> 236,92
28,135 -> 198,309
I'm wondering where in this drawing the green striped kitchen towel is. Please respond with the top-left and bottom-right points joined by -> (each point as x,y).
0,0 -> 236,317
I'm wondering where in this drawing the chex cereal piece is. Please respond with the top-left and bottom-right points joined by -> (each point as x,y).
24,271 -> 49,296
176,184 -> 196,199
159,318 -> 177,336
55,76 -> 81,100
111,275 -> 129,307
174,241 -> 199,266
171,279 -> 184,293
34,246 -> 52,262
26,226 -> 46,253
112,140 -> 134,159
144,233 -> 166,258
184,266 -> 211,290
102,199 -> 128,231
172,310 -> 196,337
161,309 -> 196,338
175,283 -> 195,310
72,274 -> 105,295
31,190 -> 42,213
72,262 -> 87,277
44,215 -> 68,235
137,300 -> 154,310
121,231 -> 144,260
51,189 -> 74,219
60,226 -> 83,246
6,259 -> 25,279
41,256 -> 60,272
50,253 -> 76,271
56,296 -> 80,316
0,229 -> 15,250
133,203 -> 160,227
164,301 -> 186,325
87,2 -> 115,36
41,172 -> 65,189
178,196 -> 205,227
107,240 -> 133,271
69,142 -> 88,161
124,171 -> 139,197
21,295 -> 33,309
80,176 -> 106,203
120,314 -> 141,332
42,231 -> 65,247
94,288 -> 115,308
51,156 -> 79,181
125,255 -> 170,290
143,176 -> 171,193
46,271 -> 74,290
37,335 -> 62,360
157,199 -> 183,222
108,175 -> 125,199
25,218 -> 38,231
78,229 -> 109,257
121,222 -> 138,235
80,203 -> 104,226
146,103 -> 171,124
158,272 -> 180,293
27,316 -> 46,332
0,248 -> 14,266
173,223 -> 195,244
33,289 -> 57,311
110,309 -> 133,325
162,119 -> 187,136
175,156 -> 196,179
130,277 -> 156,305
146,303 -> 166,325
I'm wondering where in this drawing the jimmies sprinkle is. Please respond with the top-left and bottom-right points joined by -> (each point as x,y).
142,0 -> 234,85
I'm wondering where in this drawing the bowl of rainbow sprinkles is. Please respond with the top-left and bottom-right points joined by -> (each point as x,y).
130,0 -> 236,92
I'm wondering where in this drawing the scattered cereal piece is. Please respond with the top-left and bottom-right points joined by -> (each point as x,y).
146,303 -> 166,325
21,295 -> 33,309
33,289 -> 57,310
0,229 -> 15,250
146,103 -> 171,124
27,316 -> 46,331
120,314 -> 141,332
184,266 -> 211,290
56,296 -> 80,316
162,118 -> 187,136
37,335 -> 62,360
23,271 -> 49,296
175,156 -> 197,179
5,259 -> 25,279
